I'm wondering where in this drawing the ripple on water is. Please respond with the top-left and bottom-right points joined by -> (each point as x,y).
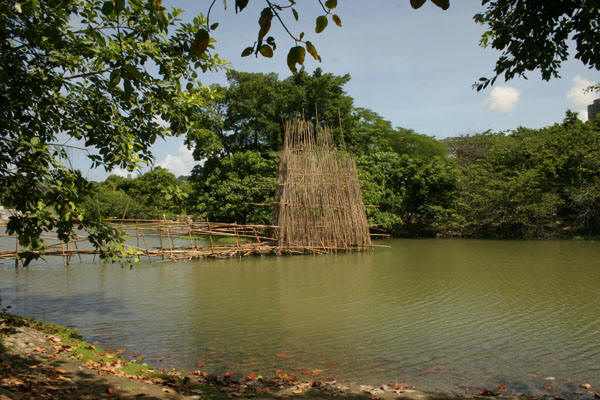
0,239 -> 599,395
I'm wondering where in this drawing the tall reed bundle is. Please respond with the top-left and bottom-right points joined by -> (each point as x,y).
274,119 -> 371,251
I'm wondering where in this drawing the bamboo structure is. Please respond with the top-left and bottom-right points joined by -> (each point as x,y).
0,220 -> 281,263
0,119 -> 380,265
274,119 -> 371,251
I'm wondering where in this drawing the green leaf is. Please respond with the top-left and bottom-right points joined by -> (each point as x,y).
315,15 -> 328,34
325,0 -> 337,9
259,44 -> 273,58
431,0 -> 449,9
241,46 -> 254,57
114,0 -> 125,13
109,69 -> 120,87
305,41 -> 321,62
210,22 -> 219,30
190,29 -> 210,56
123,79 -> 133,99
292,8 -> 298,21
410,0 -> 426,9
101,1 -> 113,15
235,0 -> 249,12
287,46 -> 305,73
258,7 -> 273,40
332,14 -> 342,27
156,10 -> 168,30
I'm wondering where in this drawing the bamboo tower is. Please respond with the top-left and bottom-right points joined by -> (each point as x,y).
273,119 -> 371,251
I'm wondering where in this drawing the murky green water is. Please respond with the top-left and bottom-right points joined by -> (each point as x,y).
1,239 -> 599,395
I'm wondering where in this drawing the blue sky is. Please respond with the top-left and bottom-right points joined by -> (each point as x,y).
79,0 -> 599,180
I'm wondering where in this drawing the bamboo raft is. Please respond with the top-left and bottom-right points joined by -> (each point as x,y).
0,218 -> 385,265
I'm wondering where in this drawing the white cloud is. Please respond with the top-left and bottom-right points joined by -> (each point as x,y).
158,143 -> 196,177
110,168 -> 131,178
566,75 -> 596,121
483,86 -> 521,113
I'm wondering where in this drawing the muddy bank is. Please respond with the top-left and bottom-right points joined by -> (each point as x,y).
0,312 -> 594,400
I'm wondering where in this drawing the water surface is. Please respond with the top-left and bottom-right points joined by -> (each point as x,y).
1,239 -> 599,396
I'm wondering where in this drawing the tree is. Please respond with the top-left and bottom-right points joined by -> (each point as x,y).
189,151 -> 278,224
440,112 -> 600,238
186,68 -> 354,157
83,168 -> 190,219
1,0 -> 225,264
347,108 -> 447,159
473,1 -> 600,90
357,151 -> 459,236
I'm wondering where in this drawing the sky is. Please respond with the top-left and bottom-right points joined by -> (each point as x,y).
76,0 -> 600,180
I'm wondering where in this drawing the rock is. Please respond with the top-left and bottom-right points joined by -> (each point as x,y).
360,385 -> 374,393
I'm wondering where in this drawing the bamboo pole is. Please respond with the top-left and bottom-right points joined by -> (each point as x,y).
14,236 -> 18,268
158,221 -> 164,260
207,218 -> 214,255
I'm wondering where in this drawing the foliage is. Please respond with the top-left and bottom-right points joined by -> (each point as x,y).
82,167 -> 191,219
440,112 -> 600,238
347,108 -> 447,159
186,68 -> 353,158
1,0 -> 224,264
357,152 -> 460,236
474,0 -> 600,90
189,151 -> 278,224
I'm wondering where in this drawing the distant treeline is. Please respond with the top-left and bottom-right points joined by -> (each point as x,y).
84,70 -> 600,239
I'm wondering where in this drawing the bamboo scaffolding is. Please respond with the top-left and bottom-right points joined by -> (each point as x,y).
273,119 -> 371,252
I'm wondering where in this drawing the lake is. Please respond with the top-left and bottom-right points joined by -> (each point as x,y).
1,239 -> 599,396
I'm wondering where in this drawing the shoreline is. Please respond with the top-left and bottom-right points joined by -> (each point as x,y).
1,312 -> 595,400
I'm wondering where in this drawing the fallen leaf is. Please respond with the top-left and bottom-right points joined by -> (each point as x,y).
116,348 -> 126,354
106,386 -> 116,395
275,353 -> 289,359
388,382 -> 412,390
1,377 -> 25,386
245,373 -> 258,380
477,388 -> 497,396
55,368 -> 67,374
300,370 -> 311,375
224,371 -> 232,377
544,385 -> 554,391
496,385 -> 507,391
